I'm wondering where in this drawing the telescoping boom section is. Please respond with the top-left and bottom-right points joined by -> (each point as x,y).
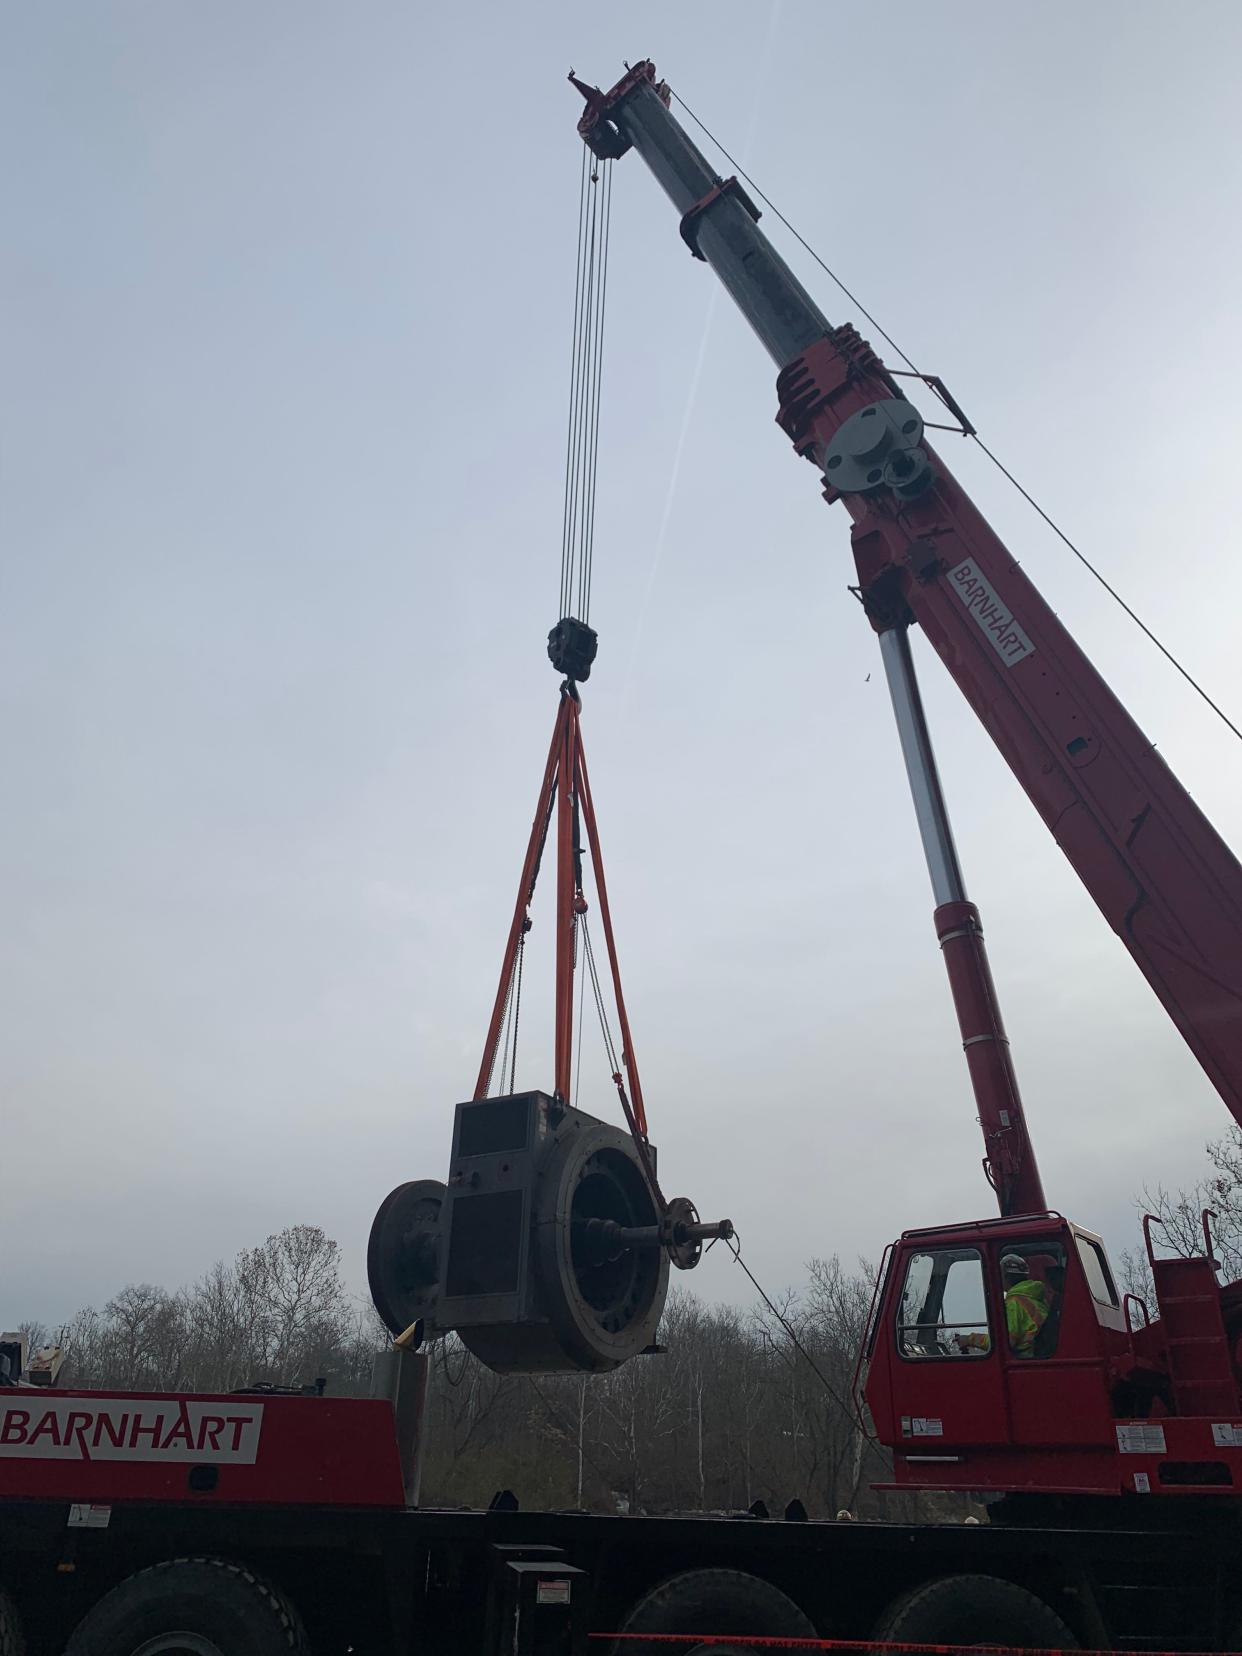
573,61 -> 1242,1501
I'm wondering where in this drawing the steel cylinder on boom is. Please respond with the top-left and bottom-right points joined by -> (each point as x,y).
879,627 -> 1044,1215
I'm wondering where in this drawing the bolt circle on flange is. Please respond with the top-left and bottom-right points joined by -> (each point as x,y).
664,1195 -> 705,1271
822,398 -> 931,497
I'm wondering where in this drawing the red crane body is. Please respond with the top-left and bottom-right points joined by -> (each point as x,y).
780,327 -> 1242,1206
575,61 -> 1242,1503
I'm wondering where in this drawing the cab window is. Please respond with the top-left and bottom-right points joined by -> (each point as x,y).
897,1248 -> 990,1358
1075,1234 -> 1119,1308
998,1240 -> 1067,1359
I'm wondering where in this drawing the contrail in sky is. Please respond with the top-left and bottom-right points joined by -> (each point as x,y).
620,0 -> 784,715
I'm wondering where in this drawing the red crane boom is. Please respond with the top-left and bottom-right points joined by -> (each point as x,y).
573,62 -> 1242,1506
573,63 -> 1242,1219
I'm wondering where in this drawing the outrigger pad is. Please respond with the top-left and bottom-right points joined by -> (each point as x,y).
368,1092 -> 668,1375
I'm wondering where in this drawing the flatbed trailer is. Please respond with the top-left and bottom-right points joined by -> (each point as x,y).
5,1490 -> 1242,1654
4,1378 -> 1242,1655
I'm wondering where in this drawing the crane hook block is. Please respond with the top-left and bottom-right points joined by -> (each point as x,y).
368,1092 -> 670,1374
547,616 -> 598,682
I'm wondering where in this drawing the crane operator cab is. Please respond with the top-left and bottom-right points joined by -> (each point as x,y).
861,1212 -> 1242,1500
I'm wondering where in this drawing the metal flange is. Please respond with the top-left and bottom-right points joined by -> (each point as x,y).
367,1179 -> 446,1346
822,398 -> 933,499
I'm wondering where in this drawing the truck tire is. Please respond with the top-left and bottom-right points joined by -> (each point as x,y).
0,1588 -> 24,1656
875,1573 -> 1077,1648
615,1566 -> 816,1655
63,1556 -> 307,1656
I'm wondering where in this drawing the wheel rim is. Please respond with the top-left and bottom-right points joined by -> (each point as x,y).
130,1636 -> 225,1655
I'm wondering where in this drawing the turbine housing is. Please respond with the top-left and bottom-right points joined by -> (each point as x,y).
368,1092 -> 669,1374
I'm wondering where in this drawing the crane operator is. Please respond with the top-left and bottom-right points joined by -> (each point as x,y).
949,1253 -> 1059,1357
1000,1253 -> 1053,1356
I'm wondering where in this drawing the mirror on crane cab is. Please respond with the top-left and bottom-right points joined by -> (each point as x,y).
863,1216 -> 1134,1498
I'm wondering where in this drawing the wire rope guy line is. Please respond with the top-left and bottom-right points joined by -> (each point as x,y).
665,81 -> 1242,746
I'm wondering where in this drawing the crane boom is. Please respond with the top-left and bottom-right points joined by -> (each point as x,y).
574,64 -> 1242,1198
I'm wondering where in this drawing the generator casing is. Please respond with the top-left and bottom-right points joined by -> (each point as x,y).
438,1091 -> 668,1374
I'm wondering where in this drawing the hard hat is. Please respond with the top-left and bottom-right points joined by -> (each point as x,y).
1000,1252 -> 1027,1277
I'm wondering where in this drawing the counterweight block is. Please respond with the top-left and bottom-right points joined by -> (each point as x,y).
368,1092 -> 670,1374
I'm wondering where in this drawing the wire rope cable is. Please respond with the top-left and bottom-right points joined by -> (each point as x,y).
559,154 -> 613,627
724,1232 -> 871,1437
667,86 -> 1242,745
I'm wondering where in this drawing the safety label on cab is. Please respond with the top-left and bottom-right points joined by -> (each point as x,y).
902,1416 -> 944,1438
1211,1423 -> 1242,1447
68,1504 -> 111,1529
1117,1423 -> 1166,1454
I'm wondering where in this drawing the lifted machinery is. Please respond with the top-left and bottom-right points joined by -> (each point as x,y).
366,642 -> 733,1376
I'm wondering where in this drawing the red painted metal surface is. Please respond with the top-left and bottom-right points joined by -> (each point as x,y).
0,1388 -> 405,1508
576,737 -> 649,1141
577,64 -> 1242,1504
776,327 -> 1242,1502
595,1640 -> 1216,1653
554,692 -> 582,1103
776,327 -> 1242,1130
864,1212 -> 1242,1497
596,1641 -> 1215,1654
1148,1254 -> 1236,1418
934,900 -> 1043,1216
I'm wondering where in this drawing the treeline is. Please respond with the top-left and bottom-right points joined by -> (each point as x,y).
417,1256 -> 901,1518
20,1227 -> 929,1520
22,1226 -> 381,1398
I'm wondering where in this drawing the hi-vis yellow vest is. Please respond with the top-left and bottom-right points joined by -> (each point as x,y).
1006,1279 -> 1051,1354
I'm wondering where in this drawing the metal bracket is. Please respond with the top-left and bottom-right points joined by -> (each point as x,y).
679,176 -> 761,260
570,62 -> 659,159
887,370 -> 977,437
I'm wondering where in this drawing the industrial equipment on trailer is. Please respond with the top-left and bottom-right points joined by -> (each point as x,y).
8,54 -> 1242,1656
569,59 -> 1242,1508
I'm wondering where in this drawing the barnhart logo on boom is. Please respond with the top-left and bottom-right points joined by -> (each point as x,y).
946,558 -> 1036,667
0,1398 -> 264,1464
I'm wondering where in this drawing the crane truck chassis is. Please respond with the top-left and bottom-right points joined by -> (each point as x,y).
3,1357 -> 1242,1655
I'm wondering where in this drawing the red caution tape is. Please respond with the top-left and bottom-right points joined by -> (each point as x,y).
591,1637 -> 1209,1655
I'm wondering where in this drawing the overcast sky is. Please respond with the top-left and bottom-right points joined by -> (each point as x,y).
5,1 -> 1242,1329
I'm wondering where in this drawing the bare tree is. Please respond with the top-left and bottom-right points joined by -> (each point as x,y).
237,1224 -> 351,1382
1122,1125 -> 1242,1296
